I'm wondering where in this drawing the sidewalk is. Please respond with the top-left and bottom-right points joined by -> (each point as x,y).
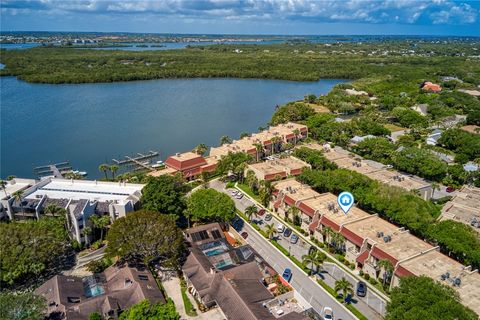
162,276 -> 225,320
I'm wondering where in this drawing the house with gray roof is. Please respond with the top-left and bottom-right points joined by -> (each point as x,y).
183,223 -> 309,320
34,264 -> 165,319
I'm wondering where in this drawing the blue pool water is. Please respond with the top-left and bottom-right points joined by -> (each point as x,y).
84,284 -> 105,298
205,249 -> 226,256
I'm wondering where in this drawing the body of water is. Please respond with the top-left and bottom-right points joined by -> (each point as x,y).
0,40 -> 283,51
1,77 -> 346,179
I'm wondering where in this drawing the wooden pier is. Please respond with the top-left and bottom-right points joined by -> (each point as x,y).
33,162 -> 72,178
112,151 -> 159,172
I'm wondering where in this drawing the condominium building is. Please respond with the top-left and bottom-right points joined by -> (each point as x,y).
148,151 -> 217,180
246,156 -> 311,182
1,177 -> 144,244
303,143 -> 433,200
210,122 -> 308,161
440,186 -> 480,233
269,178 -> 479,315
0,178 -> 36,220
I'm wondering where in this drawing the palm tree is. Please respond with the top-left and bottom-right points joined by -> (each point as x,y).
0,180 -> 8,198
431,182 -> 440,198
99,164 -> 110,180
288,206 -> 301,225
258,180 -> 273,207
293,129 -> 300,145
271,135 -> 282,154
234,162 -> 247,183
12,190 -> 24,218
239,132 -> 250,139
220,135 -> 232,145
44,204 -> 64,217
83,226 -> 92,246
335,277 -> 354,303
302,251 -> 327,275
253,142 -> 263,162
246,170 -> 257,191
265,223 -> 276,240
194,143 -> 208,155
378,259 -> 394,287
322,226 -> 333,244
245,205 -> 258,222
331,233 -> 345,253
110,165 -> 119,180
90,215 -> 111,241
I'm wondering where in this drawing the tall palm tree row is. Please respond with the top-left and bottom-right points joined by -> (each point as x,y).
253,142 -> 263,162
335,277 -> 354,303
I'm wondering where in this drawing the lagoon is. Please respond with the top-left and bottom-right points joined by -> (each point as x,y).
0,77 -> 346,179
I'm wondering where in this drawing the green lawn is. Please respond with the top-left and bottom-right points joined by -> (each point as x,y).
236,183 -> 261,203
384,123 -> 405,132
180,282 -> 197,317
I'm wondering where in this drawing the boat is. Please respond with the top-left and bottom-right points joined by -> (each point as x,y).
72,170 -> 88,176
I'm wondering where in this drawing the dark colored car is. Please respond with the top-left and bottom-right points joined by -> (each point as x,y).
356,281 -> 367,297
264,214 -> 273,221
283,228 -> 292,237
446,186 -> 455,193
241,232 -> 248,239
258,209 -> 266,216
282,268 -> 292,282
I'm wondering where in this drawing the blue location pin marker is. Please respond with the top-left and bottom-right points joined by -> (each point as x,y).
338,191 -> 354,215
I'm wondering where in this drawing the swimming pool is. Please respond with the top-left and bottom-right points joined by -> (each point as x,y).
84,284 -> 105,298
205,248 -> 226,256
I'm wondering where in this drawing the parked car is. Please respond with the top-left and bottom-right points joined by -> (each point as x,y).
323,307 -> 334,320
258,209 -> 266,216
276,223 -> 285,233
236,193 -> 244,199
241,232 -> 248,239
265,214 -> 273,221
290,234 -> 299,244
282,268 -> 292,282
446,186 -> 455,193
283,228 -> 292,237
356,281 -> 367,297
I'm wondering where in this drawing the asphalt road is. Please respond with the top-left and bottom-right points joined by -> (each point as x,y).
210,180 -> 356,320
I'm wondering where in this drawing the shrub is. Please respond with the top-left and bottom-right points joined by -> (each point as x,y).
369,278 -> 378,285
364,273 -> 370,280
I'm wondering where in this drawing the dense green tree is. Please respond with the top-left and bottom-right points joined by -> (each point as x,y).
437,128 -> 480,162
386,276 -> 477,320
0,218 -> 70,286
89,312 -> 102,320
0,292 -> 46,320
391,107 -> 428,128
90,214 -> 111,240
353,137 -> 396,163
119,299 -> 180,320
141,175 -> 188,217
293,147 -> 338,170
427,220 -> 480,269
352,117 -> 391,136
106,210 -> 184,268
215,152 -> 253,177
270,102 -> 315,125
187,188 -> 236,222
392,147 -> 448,182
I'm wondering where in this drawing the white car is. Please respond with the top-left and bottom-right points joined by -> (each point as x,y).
276,223 -> 285,233
323,307 -> 334,320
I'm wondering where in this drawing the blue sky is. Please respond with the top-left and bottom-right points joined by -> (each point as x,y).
1,0 -> 479,36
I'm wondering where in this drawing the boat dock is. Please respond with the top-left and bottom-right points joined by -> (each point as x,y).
112,151 -> 159,172
33,162 -> 72,178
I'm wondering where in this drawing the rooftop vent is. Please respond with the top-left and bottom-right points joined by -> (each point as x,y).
376,231 -> 384,238
453,278 -> 462,286
441,272 -> 450,280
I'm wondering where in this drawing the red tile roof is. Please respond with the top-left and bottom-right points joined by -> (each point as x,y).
394,265 -> 415,278
320,216 -> 340,232
356,250 -> 369,264
273,200 -> 282,209
298,202 -> 315,217
309,220 -> 319,233
165,154 -> 207,171
284,195 -> 295,206
371,246 -> 398,265
341,227 -> 364,247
